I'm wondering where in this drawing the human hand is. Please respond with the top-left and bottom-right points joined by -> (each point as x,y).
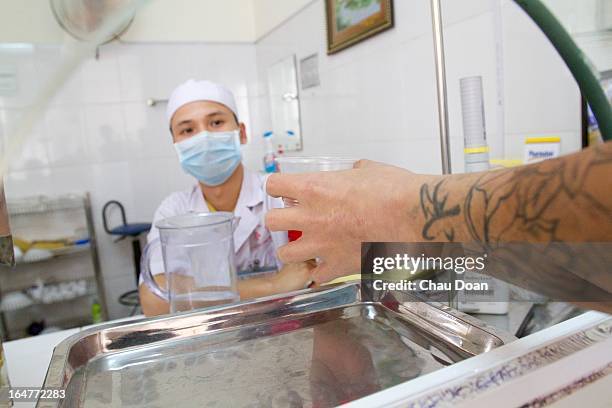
266,160 -> 428,283
271,260 -> 317,293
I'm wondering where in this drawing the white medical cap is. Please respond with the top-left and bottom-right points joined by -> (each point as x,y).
166,79 -> 239,126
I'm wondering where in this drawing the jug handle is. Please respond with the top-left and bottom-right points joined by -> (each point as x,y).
140,238 -> 168,301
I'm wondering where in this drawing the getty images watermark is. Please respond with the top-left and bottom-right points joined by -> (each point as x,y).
371,252 -> 488,292
360,242 -> 612,303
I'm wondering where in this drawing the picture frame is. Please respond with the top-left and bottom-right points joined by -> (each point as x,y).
326,0 -> 394,55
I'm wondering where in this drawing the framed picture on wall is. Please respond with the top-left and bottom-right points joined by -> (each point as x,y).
325,0 -> 394,54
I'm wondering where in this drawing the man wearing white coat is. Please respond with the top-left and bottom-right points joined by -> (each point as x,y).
139,79 -> 313,316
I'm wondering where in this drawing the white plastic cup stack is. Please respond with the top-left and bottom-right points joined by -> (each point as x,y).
460,76 -> 490,173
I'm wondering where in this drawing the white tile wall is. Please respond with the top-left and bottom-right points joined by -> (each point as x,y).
0,47 -> 40,109
502,0 -> 582,154
43,106 -> 88,167
252,0 -> 583,175
1,0 -> 585,319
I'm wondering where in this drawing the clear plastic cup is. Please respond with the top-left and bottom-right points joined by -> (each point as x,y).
275,156 -> 356,207
275,156 -> 357,174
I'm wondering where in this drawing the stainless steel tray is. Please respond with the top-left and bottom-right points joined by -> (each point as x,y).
39,283 -> 515,407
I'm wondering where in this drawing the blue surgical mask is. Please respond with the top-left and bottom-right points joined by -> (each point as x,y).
174,130 -> 242,186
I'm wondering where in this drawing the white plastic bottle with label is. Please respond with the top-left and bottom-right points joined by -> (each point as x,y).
457,76 -> 509,315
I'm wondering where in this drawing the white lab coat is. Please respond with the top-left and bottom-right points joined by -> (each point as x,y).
142,169 -> 287,282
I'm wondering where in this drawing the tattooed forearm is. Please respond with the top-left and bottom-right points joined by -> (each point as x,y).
420,180 -> 460,241
419,142 -> 612,244
417,142 -> 612,309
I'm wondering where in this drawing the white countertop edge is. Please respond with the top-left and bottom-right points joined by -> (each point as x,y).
455,336 -> 612,408
346,310 -> 610,408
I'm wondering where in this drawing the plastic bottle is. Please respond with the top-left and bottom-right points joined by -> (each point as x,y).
262,131 -> 278,173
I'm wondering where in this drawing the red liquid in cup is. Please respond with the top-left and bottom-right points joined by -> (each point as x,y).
288,230 -> 302,241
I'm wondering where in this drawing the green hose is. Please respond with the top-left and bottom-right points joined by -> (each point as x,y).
514,0 -> 612,141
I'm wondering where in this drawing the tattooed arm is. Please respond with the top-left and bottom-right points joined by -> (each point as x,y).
418,142 -> 612,309
419,142 -> 612,244
265,142 -> 612,310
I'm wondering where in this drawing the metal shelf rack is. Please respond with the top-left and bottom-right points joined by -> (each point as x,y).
0,193 -> 108,340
